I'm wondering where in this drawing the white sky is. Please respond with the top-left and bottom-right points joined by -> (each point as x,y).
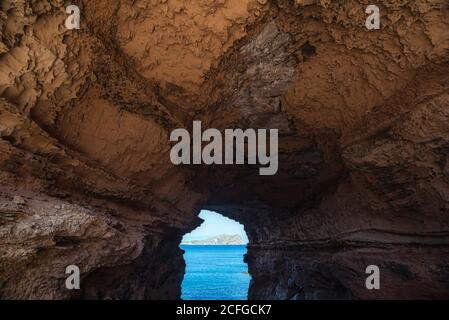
182,210 -> 249,243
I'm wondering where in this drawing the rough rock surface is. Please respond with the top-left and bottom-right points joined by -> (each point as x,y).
1,0 -> 449,299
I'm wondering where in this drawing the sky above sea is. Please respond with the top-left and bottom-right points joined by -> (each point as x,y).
182,210 -> 249,243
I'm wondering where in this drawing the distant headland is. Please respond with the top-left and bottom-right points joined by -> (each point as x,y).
181,234 -> 245,245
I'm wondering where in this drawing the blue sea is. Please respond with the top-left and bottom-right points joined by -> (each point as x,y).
180,245 -> 250,300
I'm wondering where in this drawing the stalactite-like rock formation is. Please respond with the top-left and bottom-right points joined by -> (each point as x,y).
1,0 -> 449,299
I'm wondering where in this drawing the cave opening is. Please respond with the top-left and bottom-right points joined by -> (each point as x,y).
180,210 -> 250,300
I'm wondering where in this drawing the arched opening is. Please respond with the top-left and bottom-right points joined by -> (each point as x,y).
180,210 -> 250,300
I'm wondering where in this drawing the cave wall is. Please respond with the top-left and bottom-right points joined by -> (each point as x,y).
1,0 -> 449,299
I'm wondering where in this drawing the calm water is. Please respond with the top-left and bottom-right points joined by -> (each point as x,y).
180,245 -> 250,300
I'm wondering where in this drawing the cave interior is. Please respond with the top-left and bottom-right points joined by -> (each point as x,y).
0,0 -> 449,299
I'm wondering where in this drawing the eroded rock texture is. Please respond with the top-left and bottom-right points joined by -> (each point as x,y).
1,0 -> 449,299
